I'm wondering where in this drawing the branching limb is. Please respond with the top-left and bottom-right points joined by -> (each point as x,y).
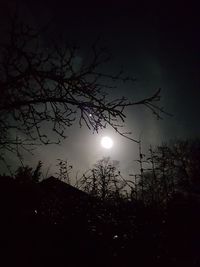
0,20 -> 169,159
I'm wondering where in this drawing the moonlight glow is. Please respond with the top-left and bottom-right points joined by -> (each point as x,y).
101,136 -> 113,149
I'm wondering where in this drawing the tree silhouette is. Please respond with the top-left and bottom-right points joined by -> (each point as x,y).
130,139 -> 200,206
168,139 -> 200,192
15,160 -> 42,184
0,18 -> 166,160
79,157 -> 126,200
56,159 -> 72,184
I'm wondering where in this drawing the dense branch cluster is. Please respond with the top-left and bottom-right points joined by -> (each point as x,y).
74,139 -> 200,206
78,157 -> 126,200
0,20 -> 166,158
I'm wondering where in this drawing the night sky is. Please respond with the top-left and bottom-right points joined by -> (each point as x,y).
1,0 -> 200,177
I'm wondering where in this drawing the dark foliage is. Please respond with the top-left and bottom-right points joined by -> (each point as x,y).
15,160 -> 42,184
1,166 -> 200,267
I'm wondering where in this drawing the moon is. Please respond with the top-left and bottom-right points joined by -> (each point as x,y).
101,136 -> 113,149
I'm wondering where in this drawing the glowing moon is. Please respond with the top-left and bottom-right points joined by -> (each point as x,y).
101,136 -> 113,149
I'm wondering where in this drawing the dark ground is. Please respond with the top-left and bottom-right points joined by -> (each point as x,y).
0,176 -> 200,267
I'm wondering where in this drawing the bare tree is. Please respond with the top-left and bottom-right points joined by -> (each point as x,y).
78,157 -> 126,200
0,18 -> 167,160
56,159 -> 72,184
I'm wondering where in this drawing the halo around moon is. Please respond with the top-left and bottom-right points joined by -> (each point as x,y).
101,136 -> 113,149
